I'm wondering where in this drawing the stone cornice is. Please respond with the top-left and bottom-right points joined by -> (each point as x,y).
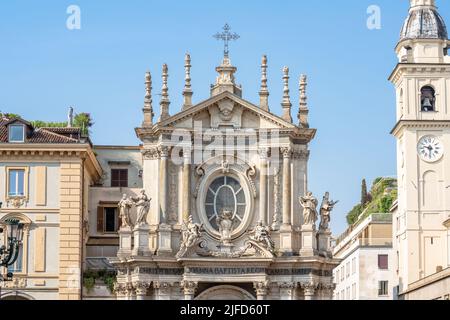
389,62 -> 450,85
0,143 -> 102,182
391,120 -> 450,137
135,91 -> 316,143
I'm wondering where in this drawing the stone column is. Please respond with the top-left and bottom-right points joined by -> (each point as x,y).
254,281 -> 269,300
158,146 -> 172,255
134,282 -> 150,300
279,282 -> 296,300
281,147 -> 292,228
159,146 -> 170,224
181,281 -> 198,300
279,147 -> 293,254
182,149 -> 191,222
259,148 -> 269,225
301,282 -> 317,300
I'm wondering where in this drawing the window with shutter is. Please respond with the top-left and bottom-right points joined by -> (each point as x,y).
97,206 -> 104,233
378,254 -> 389,270
111,169 -> 128,187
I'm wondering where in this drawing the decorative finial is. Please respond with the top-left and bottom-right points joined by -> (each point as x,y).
298,74 -> 309,128
213,24 -> 240,58
281,67 -> 293,123
182,53 -> 193,110
159,64 -> 170,122
67,106 -> 74,128
259,55 -> 269,111
142,71 -> 154,126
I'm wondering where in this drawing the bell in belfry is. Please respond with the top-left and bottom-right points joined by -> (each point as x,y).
422,97 -> 433,111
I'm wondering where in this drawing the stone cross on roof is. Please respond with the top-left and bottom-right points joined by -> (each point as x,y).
213,24 -> 240,58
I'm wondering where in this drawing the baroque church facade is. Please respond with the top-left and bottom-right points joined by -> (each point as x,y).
109,50 -> 339,300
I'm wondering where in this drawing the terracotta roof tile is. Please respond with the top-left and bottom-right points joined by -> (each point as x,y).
0,118 -> 81,144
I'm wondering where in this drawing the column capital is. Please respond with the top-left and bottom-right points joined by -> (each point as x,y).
126,282 -> 135,296
292,149 -> 310,160
280,147 -> 292,159
181,280 -> 198,295
254,281 -> 269,296
142,147 -> 160,160
133,281 -> 150,296
300,281 -> 318,295
158,145 -> 171,158
113,283 -> 128,297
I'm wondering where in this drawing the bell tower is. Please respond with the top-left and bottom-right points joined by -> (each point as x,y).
390,0 -> 450,295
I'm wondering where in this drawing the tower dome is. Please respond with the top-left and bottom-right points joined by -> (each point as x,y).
400,0 -> 448,42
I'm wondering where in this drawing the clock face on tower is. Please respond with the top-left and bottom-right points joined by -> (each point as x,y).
417,135 -> 444,162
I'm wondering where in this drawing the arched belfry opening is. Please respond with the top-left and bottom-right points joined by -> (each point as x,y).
421,86 -> 436,112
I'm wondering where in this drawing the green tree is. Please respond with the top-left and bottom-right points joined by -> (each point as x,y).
361,179 -> 368,206
0,112 -> 21,119
73,113 -> 94,136
346,204 -> 363,225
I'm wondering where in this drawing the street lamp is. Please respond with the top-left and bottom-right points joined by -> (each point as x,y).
0,202 -> 25,292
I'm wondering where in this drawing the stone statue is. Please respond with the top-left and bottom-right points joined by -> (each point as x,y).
250,221 -> 275,252
319,192 -> 338,231
216,210 -> 234,246
176,215 -> 204,258
118,194 -> 133,229
132,189 -> 151,226
300,192 -> 319,226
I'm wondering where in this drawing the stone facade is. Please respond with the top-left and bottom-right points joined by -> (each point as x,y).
109,53 -> 338,300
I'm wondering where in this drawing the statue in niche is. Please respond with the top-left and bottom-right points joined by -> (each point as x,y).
216,210 -> 234,246
300,191 -> 319,226
319,192 -> 338,231
132,189 -> 151,227
118,194 -> 134,229
249,221 -> 275,252
176,215 -> 204,258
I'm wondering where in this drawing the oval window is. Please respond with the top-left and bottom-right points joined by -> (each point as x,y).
205,176 -> 246,231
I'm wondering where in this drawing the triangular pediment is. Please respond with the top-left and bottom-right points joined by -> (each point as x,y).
155,91 -> 297,130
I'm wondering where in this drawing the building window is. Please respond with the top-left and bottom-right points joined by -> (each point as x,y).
352,257 -> 356,274
421,86 -> 436,112
352,283 -> 356,300
8,125 -> 25,143
104,207 -> 118,233
111,169 -> 128,187
336,269 -> 340,284
346,261 -> 350,278
378,281 -> 388,296
0,213 -> 31,276
378,254 -> 389,270
8,169 -> 26,197
340,267 -> 345,281
97,205 -> 119,233
7,245 -> 23,273
205,176 -> 246,231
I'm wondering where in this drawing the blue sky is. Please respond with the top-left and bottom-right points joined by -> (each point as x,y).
1,0 -> 449,235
